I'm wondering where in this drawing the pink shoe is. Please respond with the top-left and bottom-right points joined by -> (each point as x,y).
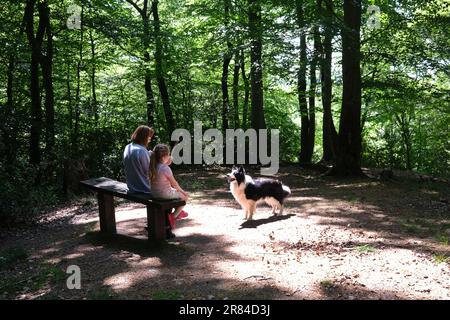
175,210 -> 189,220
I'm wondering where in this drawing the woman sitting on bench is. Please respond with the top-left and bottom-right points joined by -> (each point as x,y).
123,125 -> 154,194
123,125 -> 177,238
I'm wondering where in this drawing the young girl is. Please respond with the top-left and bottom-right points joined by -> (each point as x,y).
149,144 -> 189,224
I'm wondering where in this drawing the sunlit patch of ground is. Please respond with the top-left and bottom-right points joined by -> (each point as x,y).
0,165 -> 449,300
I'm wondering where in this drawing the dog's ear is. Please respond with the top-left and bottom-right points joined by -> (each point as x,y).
238,166 -> 244,172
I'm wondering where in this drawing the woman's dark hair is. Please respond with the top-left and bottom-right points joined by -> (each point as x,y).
131,125 -> 154,147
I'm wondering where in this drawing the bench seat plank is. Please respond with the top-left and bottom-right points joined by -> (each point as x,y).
80,177 -> 185,210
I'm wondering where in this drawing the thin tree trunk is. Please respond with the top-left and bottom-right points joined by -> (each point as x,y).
143,4 -> 156,130
330,0 -> 363,176
306,22 -> 319,162
39,0 -> 55,166
395,113 -> 412,170
321,0 -> 338,162
240,49 -> 250,130
233,51 -> 240,128
221,54 -> 231,131
248,0 -> 266,131
221,0 -> 232,132
126,0 -> 156,131
151,0 -> 175,140
25,0 -> 45,170
66,61 -> 73,132
4,53 -> 17,163
143,58 -> 156,130
73,5 -> 84,154
179,74 -> 188,129
296,0 -> 309,164
89,29 -> 98,126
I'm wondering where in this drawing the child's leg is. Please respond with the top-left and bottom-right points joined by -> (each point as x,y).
165,209 -> 173,228
172,205 -> 185,219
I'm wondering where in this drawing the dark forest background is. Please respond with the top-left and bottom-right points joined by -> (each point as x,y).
0,0 -> 448,225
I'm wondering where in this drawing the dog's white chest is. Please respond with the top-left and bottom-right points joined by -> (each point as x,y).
230,181 -> 248,208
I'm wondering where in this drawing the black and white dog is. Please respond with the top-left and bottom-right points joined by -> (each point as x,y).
226,166 -> 291,220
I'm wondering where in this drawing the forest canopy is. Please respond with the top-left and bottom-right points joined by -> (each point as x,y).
0,0 -> 449,223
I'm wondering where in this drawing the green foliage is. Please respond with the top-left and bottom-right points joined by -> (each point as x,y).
435,234 -> 449,246
433,253 -> 449,264
354,244 -> 376,253
0,159 -> 62,226
0,246 -> 28,270
265,88 -> 300,162
319,279 -> 334,290
0,0 -> 448,226
86,288 -> 115,300
33,264 -> 67,290
151,289 -> 182,300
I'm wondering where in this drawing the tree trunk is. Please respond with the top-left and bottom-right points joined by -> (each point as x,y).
127,0 -> 157,131
4,52 -> 17,164
248,0 -> 266,130
330,0 -> 363,176
66,61 -> 73,133
233,51 -> 240,128
306,23 -> 319,162
89,29 -> 98,126
395,113 -> 413,170
240,49 -> 250,130
73,5 -> 84,154
296,0 -> 309,164
25,0 -> 45,170
321,0 -> 338,162
221,0 -> 232,132
39,0 -> 55,166
152,0 -> 175,140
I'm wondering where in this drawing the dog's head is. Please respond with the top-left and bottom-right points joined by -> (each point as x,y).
226,166 -> 246,185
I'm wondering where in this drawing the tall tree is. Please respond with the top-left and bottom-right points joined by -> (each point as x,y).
24,0 -> 45,168
39,0 -> 55,164
248,0 -> 266,130
72,5 -> 84,153
221,0 -> 232,131
240,49 -> 250,130
88,28 -> 98,126
320,0 -> 337,162
232,50 -> 240,128
126,0 -> 157,130
296,0 -> 310,164
330,0 -> 363,176
306,18 -> 319,162
151,0 -> 175,139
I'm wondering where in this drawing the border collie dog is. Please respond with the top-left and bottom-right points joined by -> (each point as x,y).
226,166 -> 291,220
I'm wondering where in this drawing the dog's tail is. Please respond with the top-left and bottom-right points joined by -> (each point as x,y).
282,184 -> 291,197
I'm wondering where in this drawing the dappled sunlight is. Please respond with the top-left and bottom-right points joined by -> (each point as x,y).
63,253 -> 85,260
326,181 -> 382,189
2,166 -> 449,300
103,268 -> 161,292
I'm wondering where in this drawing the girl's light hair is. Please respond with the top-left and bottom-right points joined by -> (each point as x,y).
149,144 -> 170,183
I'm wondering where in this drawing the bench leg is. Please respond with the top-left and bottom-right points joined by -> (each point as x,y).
98,193 -> 116,234
147,206 -> 165,242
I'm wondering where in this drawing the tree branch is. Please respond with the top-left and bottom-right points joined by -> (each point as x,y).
125,0 -> 143,15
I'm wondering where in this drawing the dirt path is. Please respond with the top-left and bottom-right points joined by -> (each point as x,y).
1,166 -> 449,300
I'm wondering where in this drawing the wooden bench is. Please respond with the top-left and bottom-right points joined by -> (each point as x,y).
80,177 -> 186,242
